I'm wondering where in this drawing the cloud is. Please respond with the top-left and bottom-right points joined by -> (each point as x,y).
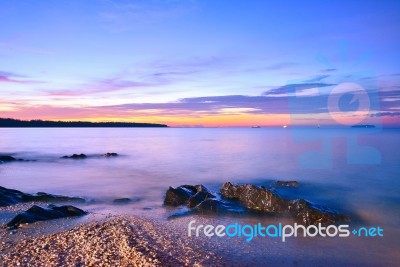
323,68 -> 337,72
45,75 -> 169,97
304,75 -> 330,83
106,92 -> 326,115
0,70 -> 41,84
264,83 -> 335,96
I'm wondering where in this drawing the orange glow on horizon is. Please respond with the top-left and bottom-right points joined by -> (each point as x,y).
39,113 -> 292,127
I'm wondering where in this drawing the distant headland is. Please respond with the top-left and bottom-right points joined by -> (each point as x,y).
0,118 -> 168,128
350,124 -> 376,128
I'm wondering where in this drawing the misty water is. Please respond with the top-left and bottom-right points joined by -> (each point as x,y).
1,128 -> 399,265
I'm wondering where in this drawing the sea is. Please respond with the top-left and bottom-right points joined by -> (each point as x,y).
0,127 -> 399,266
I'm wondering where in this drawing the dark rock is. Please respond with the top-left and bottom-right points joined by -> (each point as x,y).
164,185 -> 197,206
274,180 -> 298,187
113,198 -> 132,204
289,199 -> 351,225
194,198 -> 241,214
0,186 -> 85,207
61,154 -> 87,159
187,191 -> 215,208
193,199 -> 227,213
164,184 -> 216,207
24,192 -> 85,203
221,182 -> 288,213
221,182 -> 350,225
164,184 -> 241,217
104,152 -> 119,157
6,205 -> 87,228
0,156 -> 17,162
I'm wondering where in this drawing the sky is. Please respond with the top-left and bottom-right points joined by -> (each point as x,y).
0,0 -> 399,127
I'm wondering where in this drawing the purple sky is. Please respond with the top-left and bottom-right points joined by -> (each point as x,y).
1,0 -> 399,126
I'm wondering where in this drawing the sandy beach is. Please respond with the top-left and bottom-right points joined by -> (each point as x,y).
0,215 -> 222,266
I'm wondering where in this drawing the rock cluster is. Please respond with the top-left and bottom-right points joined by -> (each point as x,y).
6,205 -> 87,228
61,153 -> 87,159
165,182 -> 351,225
0,186 -> 85,207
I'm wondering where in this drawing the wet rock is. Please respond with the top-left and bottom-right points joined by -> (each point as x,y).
103,152 -> 118,157
274,180 -> 298,187
61,153 -> 87,159
221,182 -> 288,213
164,185 -> 197,206
187,191 -> 215,208
221,182 -> 350,225
289,199 -> 350,225
0,155 -> 30,163
193,199 -> 227,213
164,185 -> 241,216
194,199 -> 242,214
6,205 -> 87,228
0,156 -> 17,162
164,184 -> 217,207
113,198 -> 132,204
0,186 -> 85,207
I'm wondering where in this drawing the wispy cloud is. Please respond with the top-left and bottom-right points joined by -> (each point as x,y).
0,70 -> 41,84
304,74 -> 330,83
264,83 -> 335,96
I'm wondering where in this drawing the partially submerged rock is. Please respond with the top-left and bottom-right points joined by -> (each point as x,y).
61,153 -> 87,159
6,205 -> 87,228
0,155 -> 17,162
61,153 -> 119,159
164,185 -> 215,207
274,180 -> 298,187
104,152 -> 118,157
0,186 -> 85,207
221,182 -> 289,213
113,198 -> 132,204
165,182 -> 350,225
0,155 -> 30,163
221,182 -> 350,225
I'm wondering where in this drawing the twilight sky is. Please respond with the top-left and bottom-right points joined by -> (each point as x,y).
1,0 -> 399,127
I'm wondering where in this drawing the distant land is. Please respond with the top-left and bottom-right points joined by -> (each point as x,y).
0,118 -> 168,128
351,124 -> 376,128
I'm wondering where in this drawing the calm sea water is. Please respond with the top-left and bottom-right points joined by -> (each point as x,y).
1,127 -> 399,265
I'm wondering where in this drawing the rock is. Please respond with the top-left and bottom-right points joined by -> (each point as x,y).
221,182 -> 288,213
61,153 -> 87,159
165,182 -> 350,225
6,205 -> 87,228
103,153 -> 118,157
194,199 -> 241,214
0,186 -> 85,207
288,199 -> 350,225
113,198 -> 132,204
187,191 -> 215,208
0,156 -> 17,162
274,180 -> 298,187
221,182 -> 350,225
164,185 -> 198,206
164,185 -> 241,216
164,184 -> 217,207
